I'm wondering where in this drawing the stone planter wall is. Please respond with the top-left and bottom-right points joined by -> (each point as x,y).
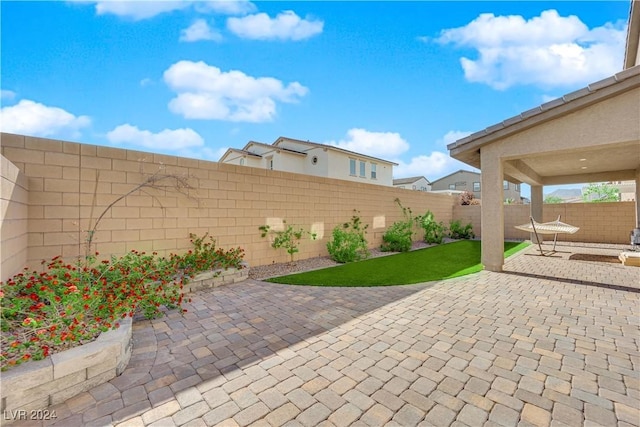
1,317 -> 132,424
0,263 -> 249,425
0,264 -> 247,423
182,263 -> 249,293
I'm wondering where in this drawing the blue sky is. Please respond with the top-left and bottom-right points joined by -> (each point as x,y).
1,1 -> 631,198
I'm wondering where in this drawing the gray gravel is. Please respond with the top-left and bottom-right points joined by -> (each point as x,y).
248,240 -> 436,280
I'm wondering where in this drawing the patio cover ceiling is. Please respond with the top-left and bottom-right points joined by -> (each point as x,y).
447,65 -> 640,187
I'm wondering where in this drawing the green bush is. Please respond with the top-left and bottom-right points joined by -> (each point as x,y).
448,220 -> 475,239
381,221 -> 413,252
327,211 -> 369,263
416,210 -> 446,244
381,199 -> 414,252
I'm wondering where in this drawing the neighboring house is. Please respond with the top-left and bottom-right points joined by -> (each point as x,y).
219,136 -> 397,186
607,180 -> 636,201
393,176 -> 431,191
430,170 -> 522,202
580,181 -> 637,201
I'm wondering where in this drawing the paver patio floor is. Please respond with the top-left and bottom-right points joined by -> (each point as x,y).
9,243 -> 640,427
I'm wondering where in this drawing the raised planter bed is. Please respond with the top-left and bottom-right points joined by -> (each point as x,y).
182,262 -> 249,293
0,263 -> 249,423
1,317 -> 132,424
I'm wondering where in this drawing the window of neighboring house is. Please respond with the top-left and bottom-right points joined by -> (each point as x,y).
371,163 -> 377,179
421,186 -> 427,191
240,158 -> 245,166
449,184 -> 456,190
359,161 -> 366,177
515,184 -> 520,191
504,181 -> 509,190
412,185 -> 417,190
473,182 -> 480,191
349,158 -> 356,175
266,156 -> 274,170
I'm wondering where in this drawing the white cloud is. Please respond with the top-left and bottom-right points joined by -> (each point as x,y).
140,78 -> 153,87
195,1 -> 256,16
0,99 -> 90,137
227,10 -> 323,40
94,0 -> 191,20
326,128 -> 409,160
163,60 -> 308,122
1,90 -> 16,100
438,130 -> 472,147
436,10 -> 626,89
180,19 -> 222,42
106,124 -> 204,150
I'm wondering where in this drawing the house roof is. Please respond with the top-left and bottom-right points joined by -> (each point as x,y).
244,140 -> 307,156
447,65 -> 640,167
624,0 -> 639,69
218,147 -> 263,162
274,136 -> 399,166
393,176 -> 430,185
429,169 -> 480,185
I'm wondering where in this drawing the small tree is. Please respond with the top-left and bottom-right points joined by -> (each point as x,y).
582,183 -> 620,202
259,221 -> 317,263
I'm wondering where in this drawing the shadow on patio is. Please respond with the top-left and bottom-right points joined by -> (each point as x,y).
503,241 -> 640,293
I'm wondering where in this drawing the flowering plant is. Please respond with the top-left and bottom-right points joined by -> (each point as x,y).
173,233 -> 245,278
0,234 -> 245,371
0,251 -> 185,370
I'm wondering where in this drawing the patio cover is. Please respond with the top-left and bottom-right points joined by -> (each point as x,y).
448,64 -> 640,270
447,1 -> 640,272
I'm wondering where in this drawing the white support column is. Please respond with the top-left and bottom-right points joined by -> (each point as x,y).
530,185 -> 543,243
480,148 -> 505,272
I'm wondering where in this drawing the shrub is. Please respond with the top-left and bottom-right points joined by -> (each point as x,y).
416,210 -> 446,244
327,211 -> 369,263
459,191 -> 475,205
259,221 -> 317,263
174,233 -> 245,278
381,199 -> 414,252
448,220 -> 475,239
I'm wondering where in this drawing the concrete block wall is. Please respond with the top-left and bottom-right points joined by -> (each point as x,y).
453,203 -> 636,244
1,133 -> 458,279
1,154 -> 29,280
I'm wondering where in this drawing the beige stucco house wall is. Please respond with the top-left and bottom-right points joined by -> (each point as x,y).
220,136 -> 396,186
430,170 -> 522,202
393,176 -> 431,191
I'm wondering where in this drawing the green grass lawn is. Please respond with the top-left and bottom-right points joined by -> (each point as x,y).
266,240 -> 529,287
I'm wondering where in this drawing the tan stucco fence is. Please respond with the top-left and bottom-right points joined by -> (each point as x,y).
1,132 -> 636,281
